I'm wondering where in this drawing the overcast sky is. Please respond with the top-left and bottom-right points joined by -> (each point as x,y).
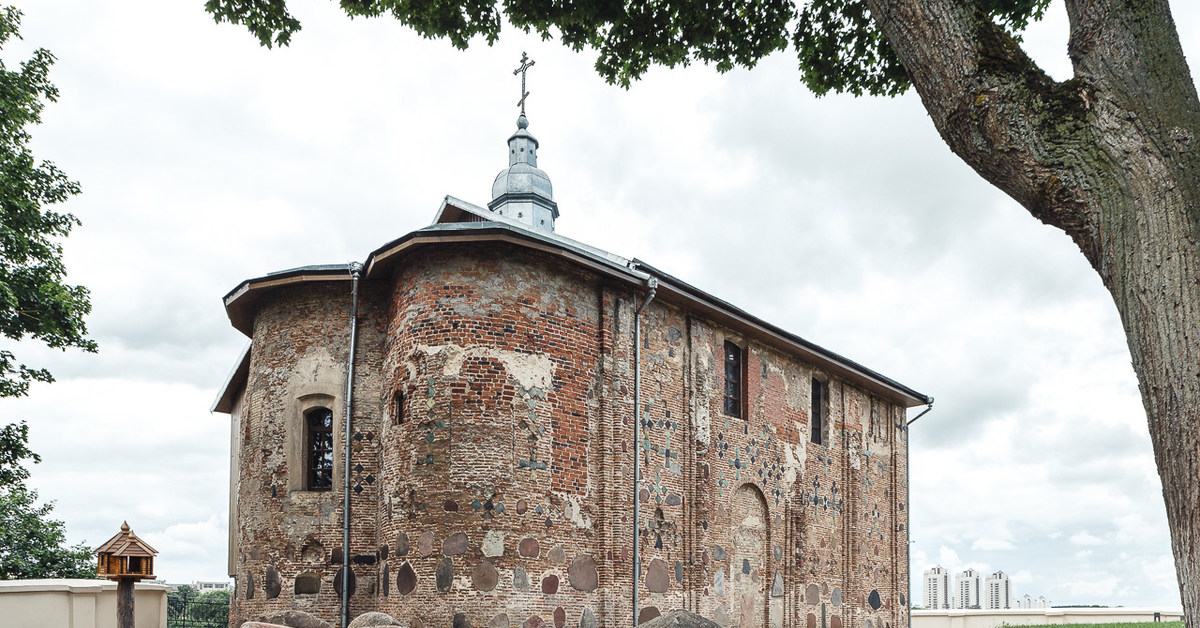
3,0 -> 1196,608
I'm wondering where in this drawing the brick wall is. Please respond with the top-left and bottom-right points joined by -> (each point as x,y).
227,242 -> 910,628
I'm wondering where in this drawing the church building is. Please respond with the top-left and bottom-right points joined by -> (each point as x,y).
213,60 -> 930,628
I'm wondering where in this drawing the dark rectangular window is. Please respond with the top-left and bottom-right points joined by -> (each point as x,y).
811,377 -> 825,444
306,407 -> 334,490
392,389 -> 405,425
723,340 -> 743,418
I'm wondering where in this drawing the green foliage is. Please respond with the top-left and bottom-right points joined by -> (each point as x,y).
0,6 -> 95,401
0,484 -> 96,579
204,0 -> 1050,92
168,587 -> 231,628
0,418 -> 95,579
0,420 -> 39,486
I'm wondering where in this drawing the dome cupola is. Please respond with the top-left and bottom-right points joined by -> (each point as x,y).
488,53 -> 559,231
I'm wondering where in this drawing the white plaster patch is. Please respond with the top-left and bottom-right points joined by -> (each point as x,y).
782,437 -> 805,486
483,530 -> 506,557
555,492 -> 592,529
693,341 -> 715,446
414,343 -> 556,390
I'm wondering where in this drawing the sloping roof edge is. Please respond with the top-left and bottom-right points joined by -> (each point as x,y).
211,343 -> 250,414
221,198 -> 931,408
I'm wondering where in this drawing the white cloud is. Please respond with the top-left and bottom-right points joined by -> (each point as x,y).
4,0 -> 1194,608
1070,531 -> 1106,547
971,539 -> 1017,552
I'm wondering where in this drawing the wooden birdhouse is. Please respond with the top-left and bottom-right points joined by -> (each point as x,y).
96,521 -> 158,581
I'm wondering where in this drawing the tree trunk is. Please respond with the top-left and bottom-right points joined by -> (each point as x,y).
117,578 -> 135,628
864,0 -> 1200,624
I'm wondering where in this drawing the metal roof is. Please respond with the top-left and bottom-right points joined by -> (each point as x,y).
217,196 -> 931,408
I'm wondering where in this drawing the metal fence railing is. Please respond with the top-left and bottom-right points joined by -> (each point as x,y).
167,591 -> 229,628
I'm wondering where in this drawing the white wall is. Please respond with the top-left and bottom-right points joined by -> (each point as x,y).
0,579 -> 169,628
913,607 -> 1185,628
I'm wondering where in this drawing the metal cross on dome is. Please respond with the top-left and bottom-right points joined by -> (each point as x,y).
514,52 -> 535,114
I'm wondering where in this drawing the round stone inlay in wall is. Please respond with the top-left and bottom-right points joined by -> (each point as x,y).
472,561 -> 499,591
445,499 -> 459,512
645,558 -> 669,593
490,614 -> 510,628
831,617 -> 842,628
334,566 -> 356,597
806,614 -> 816,628
517,500 -> 528,515
396,532 -> 410,556
553,607 -> 566,628
453,613 -> 471,628
638,607 -> 660,625
523,616 -> 544,628
513,566 -> 529,591
436,558 -> 454,592
712,545 -> 727,561
443,532 -> 469,556
302,541 -> 324,563
868,590 -> 882,610
831,587 -> 842,607
567,554 -> 598,591
806,584 -> 820,605
418,531 -> 434,557
382,562 -> 390,597
264,565 -> 281,599
519,537 -> 540,558
412,619 -> 424,628
547,545 -> 566,564
294,572 -> 321,595
397,561 -> 417,595
579,608 -> 597,628
541,573 -> 559,594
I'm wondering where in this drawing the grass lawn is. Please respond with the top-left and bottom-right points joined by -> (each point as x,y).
1005,623 -> 1184,628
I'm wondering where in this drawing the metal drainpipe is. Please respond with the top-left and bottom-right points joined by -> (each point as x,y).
906,400 -> 933,628
342,262 -> 363,628
632,275 -> 658,628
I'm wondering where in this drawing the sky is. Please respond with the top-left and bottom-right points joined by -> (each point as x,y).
2,0 -> 1196,609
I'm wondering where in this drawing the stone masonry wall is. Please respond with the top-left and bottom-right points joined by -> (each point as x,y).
228,241 -> 910,628
230,282 -> 388,626
375,246 -> 611,628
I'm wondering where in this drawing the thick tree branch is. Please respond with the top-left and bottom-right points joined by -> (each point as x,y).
866,0 -> 1110,264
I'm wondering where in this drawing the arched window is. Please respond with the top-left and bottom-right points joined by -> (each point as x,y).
306,407 -> 334,490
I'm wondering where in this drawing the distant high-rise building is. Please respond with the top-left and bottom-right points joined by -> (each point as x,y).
985,571 -> 1012,610
924,565 -> 952,609
956,568 -> 982,609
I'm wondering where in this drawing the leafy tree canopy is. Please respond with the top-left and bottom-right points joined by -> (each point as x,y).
0,5 -> 95,401
0,422 -> 94,579
205,0 -> 1048,92
0,6 -> 96,582
0,484 -> 96,579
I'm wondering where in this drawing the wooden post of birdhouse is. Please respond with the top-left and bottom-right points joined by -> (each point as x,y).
96,521 -> 158,628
